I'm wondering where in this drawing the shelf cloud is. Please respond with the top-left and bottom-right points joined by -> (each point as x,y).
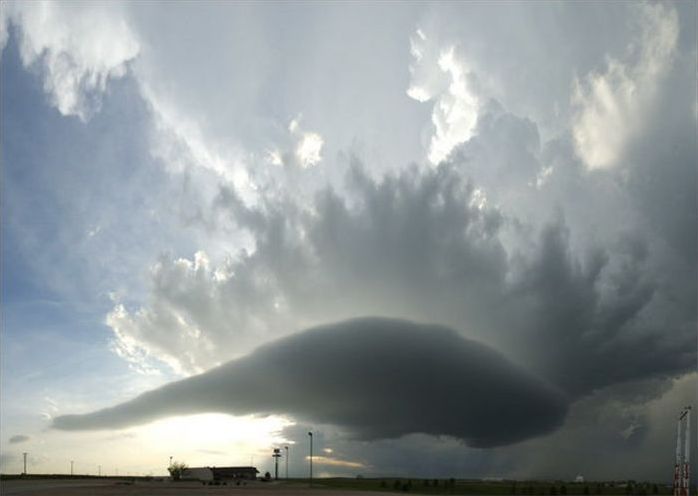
53,317 -> 568,448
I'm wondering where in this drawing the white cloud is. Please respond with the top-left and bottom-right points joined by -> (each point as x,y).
268,116 -> 325,169
428,47 -> 479,165
571,3 -> 678,170
106,248 -> 290,375
0,4 -> 9,55
5,1 -> 139,121
407,30 -> 480,165
266,149 -> 283,166
296,132 -> 324,168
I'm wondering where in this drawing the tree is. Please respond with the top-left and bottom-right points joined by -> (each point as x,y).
560,485 -> 567,495
167,461 -> 187,481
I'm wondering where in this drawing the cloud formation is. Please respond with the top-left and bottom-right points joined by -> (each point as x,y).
107,156 -> 695,400
54,318 -> 568,448
8,434 -> 30,444
3,1 -> 139,120
2,0 -> 695,479
571,3 -> 678,169
407,30 -> 480,165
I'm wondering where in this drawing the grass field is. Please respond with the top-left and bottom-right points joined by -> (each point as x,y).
303,478 -> 675,496
0,475 -> 681,496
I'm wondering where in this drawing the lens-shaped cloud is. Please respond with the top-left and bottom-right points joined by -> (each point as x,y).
54,318 -> 568,448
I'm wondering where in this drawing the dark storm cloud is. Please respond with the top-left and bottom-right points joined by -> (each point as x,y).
53,318 -> 568,448
8,434 -> 30,444
215,158 -> 696,398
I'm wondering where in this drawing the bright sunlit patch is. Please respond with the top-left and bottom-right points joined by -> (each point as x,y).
406,32 -> 480,166
406,85 -> 431,103
427,47 -> 479,165
136,414 -> 294,466
571,3 -> 678,170
266,149 -> 283,166
306,455 -> 365,469
469,188 -> 488,210
296,132 -> 324,168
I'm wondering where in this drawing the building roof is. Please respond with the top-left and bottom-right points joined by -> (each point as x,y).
212,466 -> 260,475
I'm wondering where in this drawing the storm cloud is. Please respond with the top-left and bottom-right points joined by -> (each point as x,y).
53,318 -> 568,448
109,158 -> 696,397
3,0 -> 695,480
8,434 -> 29,444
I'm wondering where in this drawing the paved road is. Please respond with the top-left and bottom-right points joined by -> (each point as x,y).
0,479 -> 391,496
1,479 -> 120,495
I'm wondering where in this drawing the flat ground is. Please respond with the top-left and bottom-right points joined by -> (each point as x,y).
1,479 -> 374,496
0,478 -> 670,496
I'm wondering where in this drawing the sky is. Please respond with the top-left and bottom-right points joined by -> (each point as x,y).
0,0 -> 696,482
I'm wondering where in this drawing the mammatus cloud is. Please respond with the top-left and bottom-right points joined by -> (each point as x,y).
9,434 -> 30,444
571,2 -> 678,169
54,318 -> 569,448
3,1 -> 139,121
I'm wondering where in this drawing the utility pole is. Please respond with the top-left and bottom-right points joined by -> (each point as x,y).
685,407 -> 691,496
70,460 -> 74,476
308,432 -> 313,487
674,406 -> 692,496
98,465 -> 101,477
22,452 -> 27,475
284,446 -> 289,480
273,448 -> 281,480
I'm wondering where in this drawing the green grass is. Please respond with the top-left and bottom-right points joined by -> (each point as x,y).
296,478 -> 674,496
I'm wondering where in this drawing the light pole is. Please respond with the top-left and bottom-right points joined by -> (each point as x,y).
273,448 -> 281,480
308,432 -> 313,487
284,446 -> 289,480
23,452 -> 27,475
